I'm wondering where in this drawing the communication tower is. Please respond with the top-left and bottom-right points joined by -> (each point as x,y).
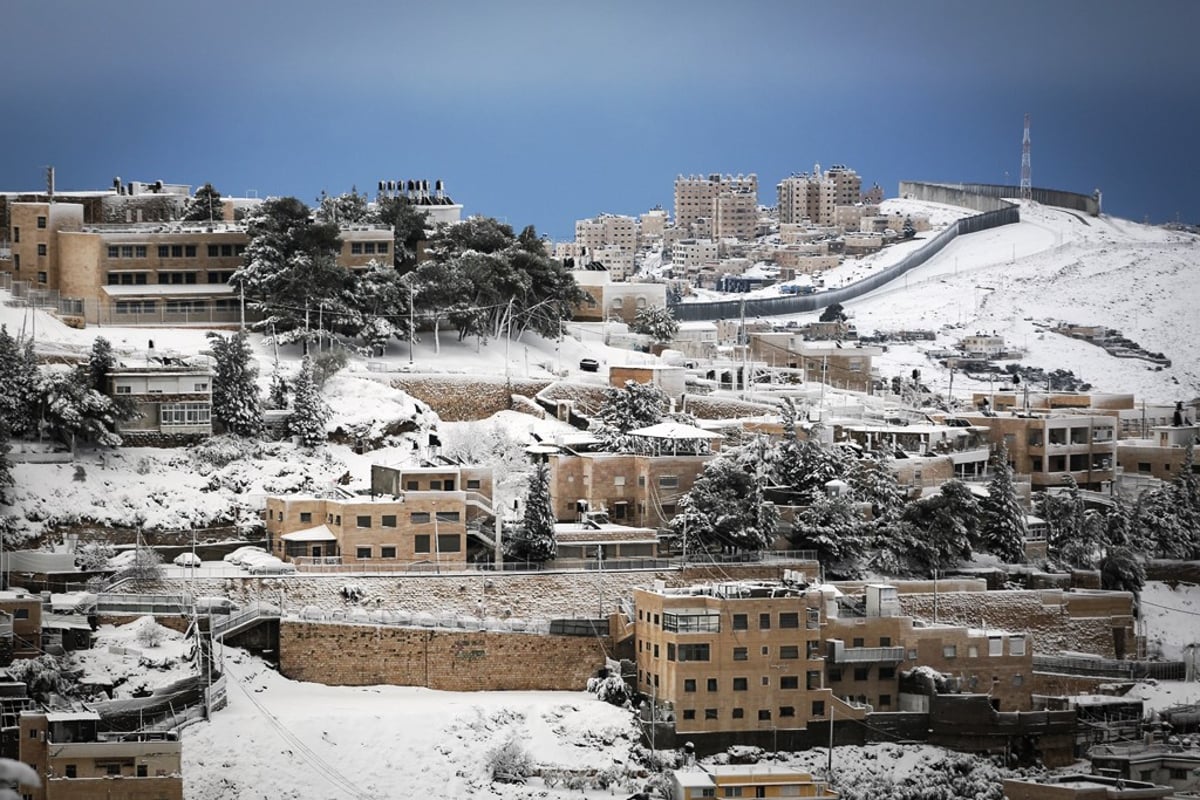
1020,113 -> 1032,201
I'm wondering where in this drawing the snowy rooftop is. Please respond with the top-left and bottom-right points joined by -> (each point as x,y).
280,525 -> 337,542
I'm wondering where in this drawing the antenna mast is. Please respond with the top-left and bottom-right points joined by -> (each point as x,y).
1020,113 -> 1032,201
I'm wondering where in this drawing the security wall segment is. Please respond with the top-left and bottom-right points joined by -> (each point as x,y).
669,184 -> 1019,322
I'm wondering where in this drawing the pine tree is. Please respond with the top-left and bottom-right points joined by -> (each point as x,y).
790,494 -> 866,578
0,329 -> 40,438
506,462 -> 557,563
0,419 -> 12,504
978,444 -> 1027,563
287,356 -> 329,449
671,446 -> 778,553
266,365 -> 289,411
37,367 -> 122,449
631,305 -> 680,342
591,381 -> 669,453
900,479 -> 979,575
181,183 -> 223,222
207,330 -> 262,437
87,336 -> 115,392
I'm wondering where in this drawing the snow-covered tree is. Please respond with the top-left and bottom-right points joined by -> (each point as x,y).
671,445 -> 778,553
88,336 -> 137,426
207,330 -> 262,437
37,368 -> 122,449
505,462 -> 556,563
6,654 -> 69,705
0,421 -> 11,504
181,182 -> 223,222
1100,546 -> 1145,594
288,357 -> 329,449
117,546 -> 164,587
901,215 -> 917,239
0,327 -> 39,437
899,479 -> 979,575
978,444 -> 1027,563
790,494 -> 867,578
847,452 -> 906,523
774,428 -> 853,505
370,194 -> 429,268
75,541 -> 115,572
631,305 -> 680,342
591,381 -> 669,453
358,315 -> 394,357
1038,476 -> 1090,566
314,188 -> 369,224
0,756 -> 40,799
266,364 -> 289,411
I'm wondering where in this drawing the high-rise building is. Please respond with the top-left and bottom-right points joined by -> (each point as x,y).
673,174 -> 758,240
776,164 -> 862,225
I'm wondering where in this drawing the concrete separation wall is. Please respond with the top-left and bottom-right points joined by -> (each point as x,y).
901,181 -> 1101,217
279,621 -> 610,690
671,190 -> 1018,322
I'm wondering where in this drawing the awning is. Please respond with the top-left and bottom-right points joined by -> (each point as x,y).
280,525 -> 337,542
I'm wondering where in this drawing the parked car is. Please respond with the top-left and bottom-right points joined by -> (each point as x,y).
248,557 -> 296,575
224,546 -> 265,565
579,358 -> 600,372
173,552 -> 201,568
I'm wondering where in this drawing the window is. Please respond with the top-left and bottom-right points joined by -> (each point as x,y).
160,402 -> 211,427
437,534 -> 461,552
406,480 -> 419,491
364,242 -> 377,254
64,764 -> 76,778
36,216 -> 46,229
812,700 -> 826,717
662,612 -> 720,633
684,679 -> 696,693
829,668 -> 842,681
780,646 -> 799,660
968,645 -> 979,658
879,694 -> 892,707
299,512 -> 312,523
28,728 -> 36,739
136,764 -> 148,778
37,272 -> 47,283
667,643 -> 675,661
135,245 -> 146,257
854,667 -> 869,681
852,637 -> 864,648
705,708 -> 718,720
1171,768 -> 1189,780
185,245 -> 197,257
356,515 -> 371,528
761,675 -> 770,686
116,385 -> 132,394
678,644 -> 710,662
466,479 -> 481,490
14,609 -> 28,619
194,382 -> 209,391
208,245 -> 220,257
1137,462 -> 1152,473
1011,674 -> 1024,687
351,242 -> 363,254
659,475 -> 678,488
122,245 -> 134,258
732,707 -> 744,719
988,637 -> 1004,657
759,613 -> 771,630
758,709 -> 771,721
779,706 -> 795,718
158,245 -> 170,258
943,645 -> 958,658
429,480 -> 442,490
781,675 -> 799,690
733,677 -> 748,691
414,535 -> 430,553
410,512 -> 430,523
356,547 -> 372,559
435,511 -> 460,523
879,636 -> 892,647
11,227 -> 17,242
879,667 -> 895,680
106,764 -> 121,776
381,515 -> 396,528
731,646 -> 749,661
378,242 -> 389,254
381,546 -> 396,559
807,641 -> 821,659
707,678 -> 718,692
732,613 -> 748,630
109,246 -> 121,258
682,709 -> 695,720
1009,636 -> 1026,656
653,644 -> 659,658
37,243 -> 47,256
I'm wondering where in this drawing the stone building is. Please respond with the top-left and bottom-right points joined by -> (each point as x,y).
108,360 -> 214,446
961,412 -> 1118,491
547,451 -> 714,528
674,174 -> 758,240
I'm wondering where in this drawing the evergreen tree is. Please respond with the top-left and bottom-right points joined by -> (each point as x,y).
978,444 -> 1027,563
370,194 -> 429,269
900,479 -> 979,574
288,357 -> 329,449
181,183 -> 223,222
207,331 -> 262,437
774,428 -> 853,505
0,420 -> 12,504
847,452 -> 906,523
88,336 -> 138,426
266,365 -> 289,411
671,445 -> 778,553
314,188 -> 369,224
790,494 -> 866,578
506,462 -> 557,563
37,367 -> 122,449
819,303 -> 847,323
1039,475 -> 1089,565
591,381 -> 669,453
901,216 -> 917,239
0,328 -> 39,438
1100,546 -> 1145,594
631,306 -> 680,342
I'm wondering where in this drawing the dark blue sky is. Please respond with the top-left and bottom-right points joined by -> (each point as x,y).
5,0 -> 1198,239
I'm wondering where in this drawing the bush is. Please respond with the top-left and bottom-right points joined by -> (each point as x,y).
488,734 -> 533,784
135,617 -> 166,648
75,541 -> 115,572
312,349 -> 348,389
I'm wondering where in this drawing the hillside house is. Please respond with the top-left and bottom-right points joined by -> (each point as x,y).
108,359 -> 214,445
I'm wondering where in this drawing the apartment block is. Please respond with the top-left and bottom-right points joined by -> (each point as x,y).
1116,424 -> 1199,483
777,165 -> 861,226
962,412 -> 1117,491
19,711 -> 183,800
569,265 -> 667,324
640,208 -> 668,241
672,239 -> 720,276
265,465 -> 493,567
674,174 -> 758,240
634,582 -> 845,739
547,451 -> 713,528
746,334 -> 882,393
575,213 -> 639,254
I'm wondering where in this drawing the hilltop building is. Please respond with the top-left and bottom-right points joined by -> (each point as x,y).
674,174 -> 759,240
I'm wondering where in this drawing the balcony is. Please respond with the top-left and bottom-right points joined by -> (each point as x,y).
826,640 -> 906,664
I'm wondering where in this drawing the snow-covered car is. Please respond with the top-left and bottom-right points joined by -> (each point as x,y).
579,358 -> 600,372
247,557 -> 296,575
224,546 -> 266,565
173,552 -> 201,567
239,550 -> 278,567
108,550 -> 138,570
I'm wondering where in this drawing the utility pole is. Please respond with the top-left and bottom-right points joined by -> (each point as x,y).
408,279 -> 415,366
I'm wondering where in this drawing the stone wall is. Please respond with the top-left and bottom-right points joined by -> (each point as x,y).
898,589 -> 1135,658
279,621 -> 609,691
391,375 -> 551,421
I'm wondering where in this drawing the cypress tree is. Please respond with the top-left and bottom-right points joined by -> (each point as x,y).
287,356 -> 329,449
979,443 -> 1027,563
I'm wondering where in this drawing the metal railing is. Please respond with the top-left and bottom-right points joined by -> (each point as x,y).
1033,655 -> 1186,680
830,645 -> 907,664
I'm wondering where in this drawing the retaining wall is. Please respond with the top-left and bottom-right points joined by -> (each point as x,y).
278,621 -> 610,690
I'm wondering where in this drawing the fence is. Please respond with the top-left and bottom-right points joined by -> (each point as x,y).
670,196 -> 1019,322
1033,654 -> 1186,681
